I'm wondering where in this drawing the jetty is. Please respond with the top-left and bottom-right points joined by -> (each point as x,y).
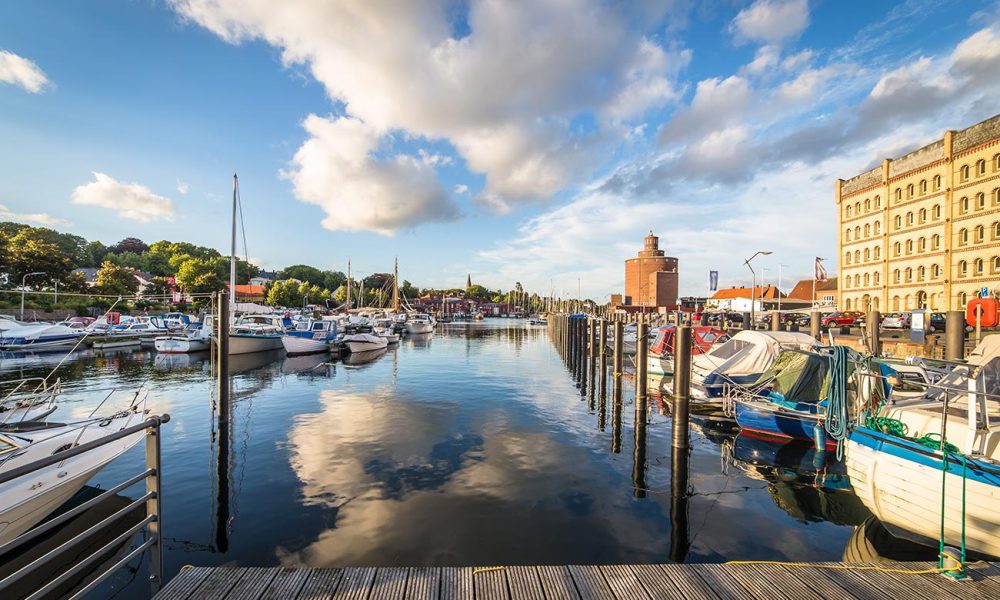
156,562 -> 1000,599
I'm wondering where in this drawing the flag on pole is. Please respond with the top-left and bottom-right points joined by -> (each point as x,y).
709,270 -> 719,292
815,257 -> 828,282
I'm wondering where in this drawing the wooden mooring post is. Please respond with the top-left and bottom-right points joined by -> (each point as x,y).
635,321 -> 648,400
946,310 -> 965,360
810,310 -> 821,340
866,310 -> 881,356
672,324 -> 692,450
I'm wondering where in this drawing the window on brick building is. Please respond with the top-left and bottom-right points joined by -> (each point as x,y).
917,266 -> 925,281
995,154 -> 1000,171
906,212 -> 913,226
977,192 -> 985,210
854,250 -> 861,263
993,256 -> 1000,273
920,179 -> 927,194
864,247 -> 870,261
864,223 -> 870,237
933,175 -> 941,190
932,234 -> 940,250
958,228 -> 968,245
895,188 -> 902,202
994,221 -> 1000,239
918,237 -> 926,252
845,251 -> 851,265
893,241 -> 901,256
875,195 -> 881,208
874,246 -> 881,260
975,258 -> 984,275
894,215 -> 902,229
961,165 -> 970,180
904,267 -> 912,282
874,221 -> 881,234
977,159 -> 986,175
958,292 -> 968,307
864,273 -> 870,286
907,184 -> 914,198
892,296 -> 900,311
975,225 -> 985,243
958,260 -> 968,276
933,204 -> 942,219
855,225 -> 861,239
932,264 -> 940,278
960,197 -> 969,213
905,239 -> 913,254
845,228 -> 851,241
893,269 -> 900,283
846,205 -> 852,217
918,208 -> 927,223
873,272 -> 880,285
864,198 -> 871,211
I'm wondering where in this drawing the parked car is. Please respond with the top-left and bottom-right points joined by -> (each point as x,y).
927,312 -> 946,333
881,312 -> 911,329
822,312 -> 861,327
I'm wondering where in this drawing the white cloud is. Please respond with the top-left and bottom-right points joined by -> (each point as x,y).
71,172 -> 176,222
0,204 -> 70,227
170,0 -> 687,221
454,184 -> 469,194
0,50 -> 50,93
744,45 -> 781,74
659,75 -> 751,143
176,180 -> 189,195
281,115 -> 458,235
730,0 -> 810,45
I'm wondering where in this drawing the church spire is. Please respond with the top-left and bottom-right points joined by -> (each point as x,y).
466,273 -> 472,288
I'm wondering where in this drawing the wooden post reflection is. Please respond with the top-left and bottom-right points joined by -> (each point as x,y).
632,392 -> 648,498
669,443 -> 690,562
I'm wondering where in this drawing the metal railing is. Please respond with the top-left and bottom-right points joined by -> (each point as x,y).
0,413 -> 170,600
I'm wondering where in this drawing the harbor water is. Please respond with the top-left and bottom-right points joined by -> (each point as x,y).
2,320 -> 885,598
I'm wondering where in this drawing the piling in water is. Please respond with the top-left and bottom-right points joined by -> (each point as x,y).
598,319 -> 608,402
669,439 -> 690,562
632,391 -> 648,498
613,320 -> 623,377
672,324 -> 692,450
635,322 -> 648,400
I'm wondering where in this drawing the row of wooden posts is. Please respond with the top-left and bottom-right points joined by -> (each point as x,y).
548,312 -> 693,450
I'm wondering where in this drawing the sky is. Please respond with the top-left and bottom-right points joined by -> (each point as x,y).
1,0 -> 999,300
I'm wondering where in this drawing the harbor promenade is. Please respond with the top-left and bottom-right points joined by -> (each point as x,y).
155,562 -> 1000,599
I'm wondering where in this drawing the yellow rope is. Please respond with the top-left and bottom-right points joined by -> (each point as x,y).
724,559 -> 962,575
473,566 -> 506,574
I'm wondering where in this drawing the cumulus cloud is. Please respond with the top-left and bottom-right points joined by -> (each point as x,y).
170,0 -> 688,222
730,0 -> 810,45
71,172 -> 176,222
281,114 -> 458,235
0,204 -> 70,227
0,50 -> 50,93
659,76 -> 751,143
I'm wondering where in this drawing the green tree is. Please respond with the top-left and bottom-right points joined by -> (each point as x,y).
94,261 -> 139,296
175,257 -> 225,298
280,264 -> 325,287
104,251 -> 144,270
83,240 -> 108,267
322,270 -> 346,291
109,237 -> 149,255
266,279 -> 304,307
141,276 -> 171,300
6,227 -> 74,284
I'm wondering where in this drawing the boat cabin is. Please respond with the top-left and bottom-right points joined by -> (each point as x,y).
649,326 -> 727,357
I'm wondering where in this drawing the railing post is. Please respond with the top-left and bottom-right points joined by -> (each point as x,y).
146,419 -> 163,593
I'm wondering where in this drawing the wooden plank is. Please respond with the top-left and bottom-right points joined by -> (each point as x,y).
599,565 -> 650,599
473,567 -> 509,600
406,567 -> 441,600
505,566 -> 544,600
965,562 -> 1000,595
440,567 -> 474,600
331,567 -> 376,600
739,564 -> 823,600
223,567 -> 279,599
567,565 -> 614,600
192,567 -> 247,599
801,567 -> 887,600
260,568 -> 309,600
689,564 -> 754,600
876,562 -> 968,600
838,564 -> 950,600
369,567 -> 409,600
656,564 -> 719,600
154,566 -> 213,600
537,565 -> 580,600
296,568 -> 344,600
626,565 -> 685,600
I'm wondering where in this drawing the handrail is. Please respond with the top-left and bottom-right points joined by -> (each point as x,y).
0,412 -> 170,597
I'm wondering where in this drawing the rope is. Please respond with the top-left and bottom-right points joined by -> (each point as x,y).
824,345 -> 850,459
724,560 -> 964,575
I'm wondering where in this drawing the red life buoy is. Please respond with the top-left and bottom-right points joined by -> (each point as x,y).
966,297 -> 999,328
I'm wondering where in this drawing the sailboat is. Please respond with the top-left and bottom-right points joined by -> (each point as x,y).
227,174 -> 284,355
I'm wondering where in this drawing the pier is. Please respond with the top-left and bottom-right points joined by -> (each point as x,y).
156,562 -> 1000,599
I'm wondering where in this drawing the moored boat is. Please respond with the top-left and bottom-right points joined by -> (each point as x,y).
692,330 -> 820,398
404,314 -> 435,334
154,318 -> 213,354
0,322 -> 85,353
282,319 -> 337,356
342,333 -> 389,354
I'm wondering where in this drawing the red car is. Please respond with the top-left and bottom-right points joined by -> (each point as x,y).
822,312 -> 861,327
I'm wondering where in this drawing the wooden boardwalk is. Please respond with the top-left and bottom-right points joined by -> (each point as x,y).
155,562 -> 1000,599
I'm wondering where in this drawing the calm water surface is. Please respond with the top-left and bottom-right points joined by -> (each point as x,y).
0,320 -> 872,598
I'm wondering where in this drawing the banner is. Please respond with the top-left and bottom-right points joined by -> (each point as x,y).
814,257 -> 828,282
709,270 -> 719,292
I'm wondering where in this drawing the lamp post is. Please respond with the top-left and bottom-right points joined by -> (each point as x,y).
778,264 -> 788,315
20,272 -> 45,320
743,251 -> 772,326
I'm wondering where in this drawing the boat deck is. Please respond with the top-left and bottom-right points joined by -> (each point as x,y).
154,561 -> 1000,599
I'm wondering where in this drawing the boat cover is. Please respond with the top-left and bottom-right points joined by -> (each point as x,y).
753,350 -> 830,409
693,330 -> 820,384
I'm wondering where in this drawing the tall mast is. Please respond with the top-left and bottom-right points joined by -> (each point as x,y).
230,174 -> 238,304
346,260 -> 351,314
393,257 -> 400,312
360,277 -> 365,309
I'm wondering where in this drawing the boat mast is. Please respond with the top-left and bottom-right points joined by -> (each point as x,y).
346,260 -> 351,314
230,174 -> 238,306
392,257 -> 400,313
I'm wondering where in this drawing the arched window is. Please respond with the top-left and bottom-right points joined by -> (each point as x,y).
920,179 -> 927,194
854,249 -> 861,263
906,211 -> 913,225
845,228 -> 851,241
995,188 -> 1000,206
893,269 -> 901,283
864,273 -> 870,286
958,260 -> 968,276
995,154 -> 1000,171
974,258 -> 984,274
846,205 -> 852,217
855,201 -> 861,215
894,215 -> 902,229
874,195 -> 881,208
977,159 -> 986,175
993,256 -> 1000,273
918,237 -> 926,252
864,247 -> 871,261
960,196 -> 969,213
977,192 -> 986,209
918,208 -> 927,223
895,188 -> 902,202
933,175 -> 941,190
959,292 -> 968,307
918,266 -> 926,281
864,198 -> 871,211
932,264 -> 941,278
873,271 -> 880,285
845,251 -> 851,265
975,225 -> 985,242
864,223 -> 871,237
844,276 -> 850,288
961,164 -> 970,180
933,204 -> 942,219
892,296 -> 900,311
874,221 -> 881,234
904,267 -> 912,281
845,298 -> 852,310
893,241 -> 901,256
907,184 -> 914,197
905,239 -> 913,254
853,273 -> 859,287
959,228 -> 969,245
994,221 -> 1000,239
904,294 -> 912,310
855,225 -> 861,239
874,246 -> 881,260
932,234 -> 941,249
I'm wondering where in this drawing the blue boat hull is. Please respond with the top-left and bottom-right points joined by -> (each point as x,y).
735,400 -> 836,449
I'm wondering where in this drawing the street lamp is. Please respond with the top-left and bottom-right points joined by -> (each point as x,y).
20,272 -> 45,320
743,251 -> 772,327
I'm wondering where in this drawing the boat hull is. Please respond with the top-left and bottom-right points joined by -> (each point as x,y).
734,400 -> 833,448
154,336 -> 210,354
846,427 -> 1000,558
405,322 -> 434,334
0,336 -> 81,353
345,339 -> 388,353
647,353 -> 673,376
228,333 -> 284,355
282,335 -> 330,356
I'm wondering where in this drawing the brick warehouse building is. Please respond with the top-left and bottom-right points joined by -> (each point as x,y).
837,113 -> 1000,313
621,232 -> 679,312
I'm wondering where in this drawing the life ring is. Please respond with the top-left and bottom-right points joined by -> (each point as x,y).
966,297 -> 998,328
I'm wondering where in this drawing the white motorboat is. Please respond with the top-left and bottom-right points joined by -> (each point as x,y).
283,319 -> 337,356
229,314 -> 285,355
405,314 -> 435,335
342,333 -> 389,354
0,322 -> 85,353
0,403 -> 147,545
0,378 -> 60,425
154,318 -> 213,354
372,318 -> 400,345
846,337 -> 1000,558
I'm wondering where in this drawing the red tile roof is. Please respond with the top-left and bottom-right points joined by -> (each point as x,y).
710,285 -> 785,300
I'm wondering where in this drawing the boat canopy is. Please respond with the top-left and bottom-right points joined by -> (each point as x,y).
649,326 -> 727,356
693,330 -> 820,380
754,350 -> 831,409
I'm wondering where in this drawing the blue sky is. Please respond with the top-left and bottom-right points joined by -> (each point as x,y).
1,0 -> 998,299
